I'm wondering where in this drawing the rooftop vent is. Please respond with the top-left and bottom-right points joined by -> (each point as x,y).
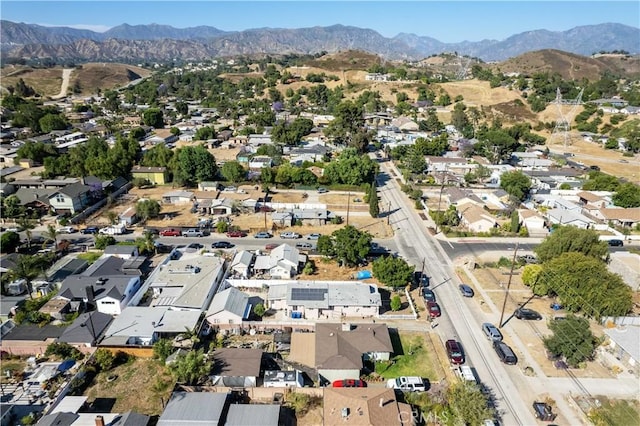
341,408 -> 349,418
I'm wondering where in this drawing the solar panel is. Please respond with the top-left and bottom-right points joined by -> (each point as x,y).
291,288 -> 327,301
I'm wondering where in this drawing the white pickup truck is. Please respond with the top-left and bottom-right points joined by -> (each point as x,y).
455,365 -> 478,384
99,224 -> 126,235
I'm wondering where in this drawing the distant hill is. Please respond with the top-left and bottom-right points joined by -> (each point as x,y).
1,21 -> 638,62
490,49 -> 640,80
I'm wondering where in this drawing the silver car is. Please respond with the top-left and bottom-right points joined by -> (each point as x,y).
482,323 -> 502,342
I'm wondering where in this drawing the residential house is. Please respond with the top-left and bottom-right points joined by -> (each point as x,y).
288,144 -> 330,165
99,307 -> 201,347
230,250 -> 254,278
58,311 -> 114,349
271,208 -> 334,227
546,208 -> 595,229
324,388 -> 412,426
445,187 -> 484,208
147,254 -> 225,311
38,298 -> 71,321
103,245 -> 139,260
0,324 -> 64,355
390,116 -> 419,132
425,156 -> 470,174
118,207 -> 138,226
248,155 -> 273,170
57,274 -> 141,315
289,323 -> 392,384
577,191 -> 612,210
210,348 -> 262,387
603,325 -> 639,377
253,244 -> 304,279
608,252 -> 640,291
14,187 -> 54,214
518,209 -> 546,232
38,395 -> 150,426
48,182 -> 92,215
365,73 -> 392,81
198,181 -> 222,192
157,392 -> 228,426
597,208 -> 640,228
267,281 -> 382,320
226,404 -> 281,426
0,182 -> 16,196
458,204 -> 497,233
263,370 -> 304,388
247,134 -> 272,151
161,190 -> 194,205
205,287 -> 252,327
131,166 -> 168,185
236,149 -> 252,166
196,197 -> 234,216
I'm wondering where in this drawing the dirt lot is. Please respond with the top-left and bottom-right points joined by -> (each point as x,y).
469,266 -> 616,379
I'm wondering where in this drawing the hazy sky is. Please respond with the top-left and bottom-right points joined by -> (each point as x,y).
2,1 -> 638,43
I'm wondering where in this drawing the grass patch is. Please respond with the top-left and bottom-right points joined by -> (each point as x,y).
83,358 -> 175,415
77,251 -> 102,264
375,332 -> 438,380
0,359 -> 27,384
589,398 -> 640,426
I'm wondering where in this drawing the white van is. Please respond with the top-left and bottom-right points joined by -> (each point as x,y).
386,376 -> 426,392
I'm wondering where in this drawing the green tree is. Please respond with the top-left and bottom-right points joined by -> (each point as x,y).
94,235 -> 116,250
612,182 -> 640,208
535,226 -> 608,263
447,381 -> 495,425
323,148 -> 378,186
94,348 -> 115,371
500,171 -> 532,202
543,315 -> 597,367
539,252 -> 632,318
510,210 -> 520,233
521,264 -> 547,295
325,100 -> 365,150
390,294 -> 402,311
17,218 -> 36,248
220,161 -> 247,183
142,108 -> 164,128
45,342 -> 83,360
319,225 -> 372,267
39,113 -> 69,133
254,303 -> 266,317
2,195 -> 25,218
136,199 -> 161,223
174,144 -> 217,186
0,231 -> 20,253
9,255 -> 43,299
170,348 -> 210,385
372,255 -> 414,288
42,224 -> 58,249
582,171 -> 620,191
369,183 -> 379,218
153,338 -> 173,363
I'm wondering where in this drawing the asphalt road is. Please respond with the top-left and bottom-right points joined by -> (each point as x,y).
439,240 -> 630,259
376,161 -> 538,425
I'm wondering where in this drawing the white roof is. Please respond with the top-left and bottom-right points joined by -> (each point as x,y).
101,307 -> 200,344
604,326 -> 640,362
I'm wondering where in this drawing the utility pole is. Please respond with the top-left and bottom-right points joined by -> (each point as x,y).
346,191 -> 351,226
499,243 -> 519,328
435,166 -> 447,234
387,202 -> 391,226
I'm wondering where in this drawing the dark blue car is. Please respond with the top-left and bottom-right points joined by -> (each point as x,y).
82,226 -> 99,234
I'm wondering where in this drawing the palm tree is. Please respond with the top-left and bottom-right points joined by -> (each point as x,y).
10,255 -> 41,299
141,231 -> 157,255
17,218 -> 36,248
106,211 -> 118,225
42,224 -> 58,249
170,349 -> 209,385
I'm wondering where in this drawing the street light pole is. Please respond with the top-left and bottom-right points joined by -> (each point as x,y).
499,243 -> 519,328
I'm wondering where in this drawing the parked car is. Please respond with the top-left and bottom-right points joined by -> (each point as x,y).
481,323 -> 503,342
426,301 -> 441,318
226,230 -> 247,238
211,241 -> 234,249
160,228 -> 181,237
332,379 -> 367,388
57,226 -> 77,234
423,288 -> 436,303
186,243 -> 203,251
532,402 -> 556,421
280,232 -> 301,239
82,226 -> 99,235
306,233 -> 322,240
265,243 -> 278,250
413,272 -> 429,287
458,284 -> 474,297
514,307 -> 542,320
182,228 -> 204,237
608,239 -> 624,247
445,339 -> 465,365
317,187 -> 329,193
295,242 -> 313,249
386,376 -> 426,392
493,341 -> 517,365
223,186 -> 237,192
518,254 -> 538,264
254,231 -> 273,239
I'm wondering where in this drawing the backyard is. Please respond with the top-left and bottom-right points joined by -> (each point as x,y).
373,331 -> 445,383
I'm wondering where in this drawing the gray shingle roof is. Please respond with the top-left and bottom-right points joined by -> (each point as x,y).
206,287 -> 250,319
226,404 -> 280,426
158,392 -> 228,425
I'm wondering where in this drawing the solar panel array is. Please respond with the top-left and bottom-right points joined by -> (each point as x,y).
291,287 -> 327,301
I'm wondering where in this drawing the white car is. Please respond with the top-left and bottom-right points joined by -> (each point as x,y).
280,232 -> 301,239
57,226 -> 77,234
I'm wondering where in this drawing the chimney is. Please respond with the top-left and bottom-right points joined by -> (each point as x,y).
95,416 -> 105,426
85,286 -> 95,305
379,397 -> 384,408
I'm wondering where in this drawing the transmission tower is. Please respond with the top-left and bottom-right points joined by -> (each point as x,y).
549,87 -> 584,147
456,55 -> 472,81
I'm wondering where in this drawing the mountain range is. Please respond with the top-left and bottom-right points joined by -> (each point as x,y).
1,20 -> 638,62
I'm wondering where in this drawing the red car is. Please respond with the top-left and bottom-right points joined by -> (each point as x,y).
332,379 -> 366,388
159,228 -> 181,237
226,230 -> 247,238
427,301 -> 441,318
445,339 -> 464,364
